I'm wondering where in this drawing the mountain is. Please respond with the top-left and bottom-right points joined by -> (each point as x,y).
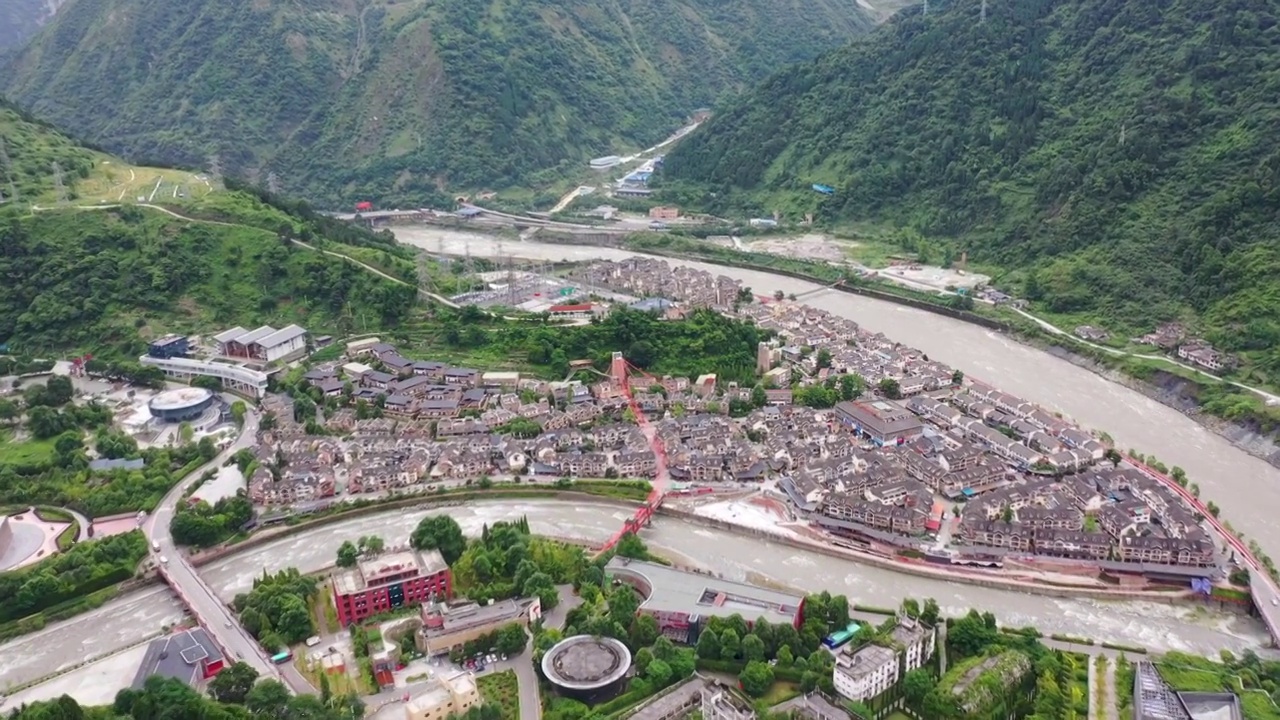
664,0 -> 1280,368
0,0 -> 885,208
0,0 -> 65,52
0,102 -> 418,355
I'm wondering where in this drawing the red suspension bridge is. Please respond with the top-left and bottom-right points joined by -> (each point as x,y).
597,352 -> 671,555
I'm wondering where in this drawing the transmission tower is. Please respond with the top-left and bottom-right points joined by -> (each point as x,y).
923,0 -> 928,15
207,153 -> 223,186
52,162 -> 68,205
267,171 -> 282,195
980,0 -> 988,23
1119,123 -> 1127,146
0,138 -> 15,203
417,248 -> 434,296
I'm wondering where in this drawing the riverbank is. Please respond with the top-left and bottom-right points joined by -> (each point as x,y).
601,238 -> 1280,470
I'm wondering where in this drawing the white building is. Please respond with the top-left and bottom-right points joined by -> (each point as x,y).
833,617 -> 936,702
254,325 -> 309,363
139,356 -> 269,398
701,687 -> 756,720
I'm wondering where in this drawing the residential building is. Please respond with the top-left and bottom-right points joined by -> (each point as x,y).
833,644 -> 899,701
649,206 -> 680,221
332,549 -> 452,625
404,671 -> 481,720
701,687 -> 756,720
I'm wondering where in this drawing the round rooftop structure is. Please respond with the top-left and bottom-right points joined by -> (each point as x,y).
148,387 -> 216,423
541,635 -> 631,697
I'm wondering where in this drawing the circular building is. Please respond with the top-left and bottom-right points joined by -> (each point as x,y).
541,635 -> 631,700
148,387 -> 216,423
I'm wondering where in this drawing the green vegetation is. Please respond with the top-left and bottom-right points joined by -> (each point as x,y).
170,494 -> 254,547
0,530 -> 146,625
447,515 -> 583,609
11,674 -> 366,720
477,670 -> 520,720
233,568 -> 319,651
665,0 -> 1280,386
424,306 -> 765,384
1158,651 -> 1280,720
2,0 -> 878,205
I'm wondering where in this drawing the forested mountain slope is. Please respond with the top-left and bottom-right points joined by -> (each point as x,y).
1,0 -> 881,207
0,0 -> 65,52
0,104 -> 418,356
665,0 -> 1280,359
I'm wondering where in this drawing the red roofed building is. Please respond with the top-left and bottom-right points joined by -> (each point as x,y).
547,303 -> 598,320
355,201 -> 374,212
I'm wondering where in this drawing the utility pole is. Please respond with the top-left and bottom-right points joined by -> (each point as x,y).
52,162 -> 68,205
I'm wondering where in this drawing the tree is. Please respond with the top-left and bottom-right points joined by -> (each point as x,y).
741,633 -> 766,662
208,661 -> 259,704
696,627 -> 722,659
719,629 -> 740,661
495,623 -> 528,656
245,679 -> 291,718
751,384 -> 768,408
951,369 -> 964,386
230,401 -> 247,427
629,615 -> 660,649
410,515 -> 467,565
739,660 -> 774,697
903,668 -> 934,705
838,374 -> 863,401
920,598 -> 941,626
646,658 -> 673,687
877,377 -> 902,399
816,348 -> 832,369
615,532 -> 648,560
777,645 -> 794,667
358,535 -> 385,556
0,398 -> 19,423
336,541 -> 360,568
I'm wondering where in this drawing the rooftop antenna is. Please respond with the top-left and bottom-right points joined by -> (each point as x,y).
52,162 -> 68,205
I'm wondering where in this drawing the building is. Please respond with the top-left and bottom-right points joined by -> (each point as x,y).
214,324 -> 308,363
131,628 -> 224,689
417,597 -> 543,655
649,206 -> 680,220
606,557 -> 804,643
749,218 -> 777,228
148,387 -> 217,423
701,687 -> 756,720
403,671 -> 481,720
548,303 -> 598,320
332,549 -> 452,626
148,334 -> 189,359
1133,661 -> 1242,720
139,355 -> 269,398
346,337 -> 382,357
832,617 -> 935,702
833,401 -> 925,446
541,635 -> 632,701
833,644 -> 898,702
590,156 -> 622,169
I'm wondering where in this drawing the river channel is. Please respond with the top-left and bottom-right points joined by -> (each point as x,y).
197,499 -> 1263,655
395,226 -> 1280,566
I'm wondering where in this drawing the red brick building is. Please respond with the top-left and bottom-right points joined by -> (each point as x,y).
333,549 -> 451,626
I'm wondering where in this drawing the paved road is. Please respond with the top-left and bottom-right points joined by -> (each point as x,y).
1087,655 -> 1100,720
143,405 -> 312,694
1102,656 -> 1119,720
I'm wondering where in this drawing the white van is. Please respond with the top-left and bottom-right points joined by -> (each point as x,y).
159,556 -> 169,565
152,540 -> 161,552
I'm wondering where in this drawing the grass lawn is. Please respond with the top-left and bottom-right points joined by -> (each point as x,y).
55,522 -> 78,551
293,655 -> 362,698
311,586 -> 339,635
68,157 -> 215,205
758,681 -> 800,706
0,432 -> 56,467
883,713 -> 913,720
477,670 -> 520,720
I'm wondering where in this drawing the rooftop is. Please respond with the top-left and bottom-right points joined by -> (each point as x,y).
422,598 -> 529,636
541,635 -> 631,690
606,557 -> 803,626
131,628 -> 223,689
334,549 -> 448,595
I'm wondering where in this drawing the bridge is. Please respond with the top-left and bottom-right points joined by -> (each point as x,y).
596,352 -> 671,555
1125,455 -> 1280,647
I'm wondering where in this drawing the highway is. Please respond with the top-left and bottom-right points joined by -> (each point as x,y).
143,405 -> 314,694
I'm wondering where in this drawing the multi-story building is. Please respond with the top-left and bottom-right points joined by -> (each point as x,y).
332,549 -> 452,626
833,617 -> 936,702
701,687 -> 756,720
403,671 -> 480,720
417,598 -> 542,655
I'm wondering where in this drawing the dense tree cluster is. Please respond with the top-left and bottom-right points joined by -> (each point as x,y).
0,530 -> 147,623
665,0 -> 1280,380
232,568 -> 318,650
409,515 -> 469,566
449,517 -> 582,609
170,494 -> 254,547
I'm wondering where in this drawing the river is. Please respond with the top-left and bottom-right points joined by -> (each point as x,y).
395,226 -> 1280,565
197,499 -> 1264,656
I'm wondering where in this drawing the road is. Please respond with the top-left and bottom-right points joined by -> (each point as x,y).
143,405 -> 313,695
